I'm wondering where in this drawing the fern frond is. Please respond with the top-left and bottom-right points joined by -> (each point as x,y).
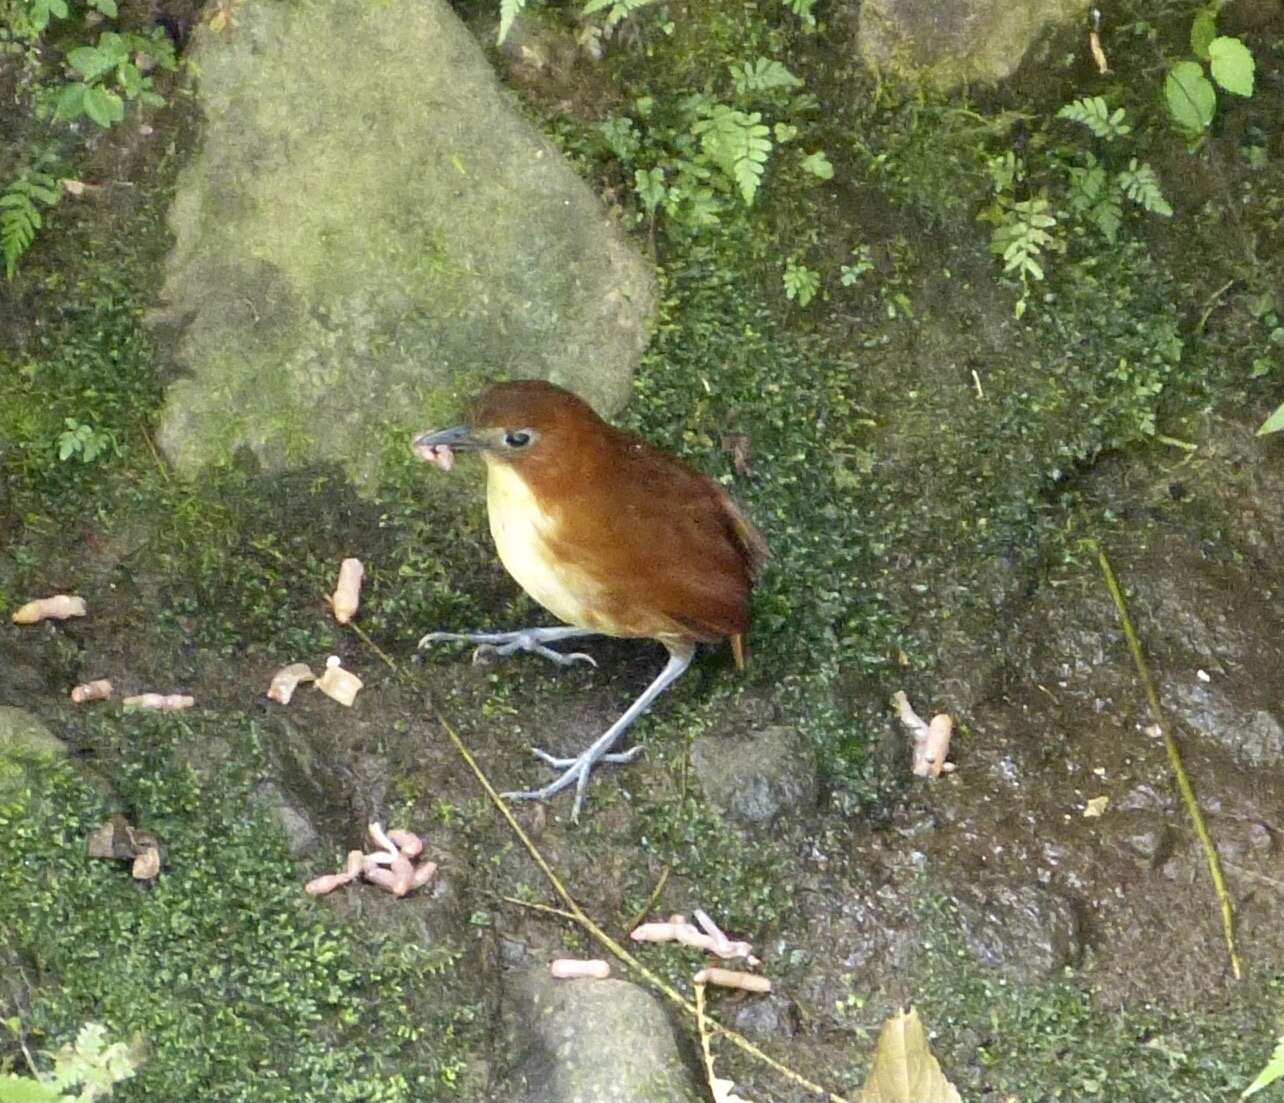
1057,96 -> 1131,140
730,57 -> 801,96
1117,159 -> 1173,217
2,170 -> 61,279
692,105 -> 772,206
581,0 -> 656,27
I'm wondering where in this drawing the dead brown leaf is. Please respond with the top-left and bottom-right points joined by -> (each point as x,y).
860,1007 -> 961,1103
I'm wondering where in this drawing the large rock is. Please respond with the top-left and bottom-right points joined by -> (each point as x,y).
497,967 -> 702,1103
0,706 -> 67,801
151,0 -> 655,484
858,0 -> 1091,89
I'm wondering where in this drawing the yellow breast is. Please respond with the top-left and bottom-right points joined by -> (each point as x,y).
484,460 -> 604,630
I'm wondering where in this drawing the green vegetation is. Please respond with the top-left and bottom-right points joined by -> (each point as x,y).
2,0 -> 1282,1099
912,901 -> 1277,1103
1165,5 -> 1255,135
0,1022 -> 138,1103
0,715 -> 479,1102
1,164 -> 61,279
0,0 -> 176,276
1244,1037 -> 1284,1098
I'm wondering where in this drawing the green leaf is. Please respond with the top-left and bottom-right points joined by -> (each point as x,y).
0,1074 -> 62,1103
1057,96 -> 1131,140
634,167 -> 665,215
1257,403 -> 1284,438
1190,9 -> 1217,59
1118,159 -> 1172,217
54,82 -> 87,121
496,0 -> 523,44
799,150 -> 833,180
729,57 -> 801,96
783,261 -> 820,306
91,0 -> 119,14
83,86 -> 124,127
1164,61 -> 1215,132
67,46 -> 115,81
773,122 -> 797,143
1208,36 -> 1254,96
691,105 -> 772,206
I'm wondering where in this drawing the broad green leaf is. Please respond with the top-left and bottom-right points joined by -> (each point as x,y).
0,1074 -> 62,1103
1257,403 -> 1284,438
800,150 -> 833,180
54,81 -> 87,121
96,32 -> 129,62
1165,61 -> 1215,131
92,0 -> 119,14
1208,36 -> 1254,96
68,46 -> 115,81
83,85 -> 124,127
1190,8 -> 1217,60
119,63 -> 142,98
634,167 -> 665,215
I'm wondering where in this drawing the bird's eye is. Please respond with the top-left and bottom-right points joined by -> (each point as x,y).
504,430 -> 532,448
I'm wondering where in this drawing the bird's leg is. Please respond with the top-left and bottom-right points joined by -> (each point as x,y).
418,625 -> 599,668
504,641 -> 696,820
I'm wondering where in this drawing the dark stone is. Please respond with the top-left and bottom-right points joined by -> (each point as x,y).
690,725 -> 819,828
496,966 -> 702,1103
949,881 -> 1082,981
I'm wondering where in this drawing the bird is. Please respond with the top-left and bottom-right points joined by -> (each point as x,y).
412,379 -> 767,819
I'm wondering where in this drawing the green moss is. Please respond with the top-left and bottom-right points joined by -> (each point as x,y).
0,712 -> 480,1101
911,901 -> 1276,1102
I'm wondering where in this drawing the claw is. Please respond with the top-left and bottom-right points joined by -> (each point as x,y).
418,627 -> 599,669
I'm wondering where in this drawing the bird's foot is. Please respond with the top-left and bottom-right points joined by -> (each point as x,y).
417,628 -> 597,669
503,738 -> 645,821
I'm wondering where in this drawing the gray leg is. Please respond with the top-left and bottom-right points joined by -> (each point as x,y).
418,625 -> 599,668
503,641 -> 696,820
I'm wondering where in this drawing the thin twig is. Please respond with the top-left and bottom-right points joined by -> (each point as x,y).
1095,544 -> 1243,980
430,696 -> 852,1103
495,894 -> 579,924
344,617 -> 398,672
695,981 -> 719,1098
625,865 -> 671,934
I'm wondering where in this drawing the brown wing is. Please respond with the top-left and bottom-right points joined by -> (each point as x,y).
533,430 -> 767,648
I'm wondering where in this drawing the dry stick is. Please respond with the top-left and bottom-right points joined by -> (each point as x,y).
430,697 -> 852,1103
694,981 -> 719,1099
1096,544 -> 1243,980
625,864 -> 672,934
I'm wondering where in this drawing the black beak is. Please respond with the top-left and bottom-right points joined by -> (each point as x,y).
411,424 -> 482,451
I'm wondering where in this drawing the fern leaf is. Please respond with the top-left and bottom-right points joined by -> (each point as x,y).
693,105 -> 772,206
1118,159 -> 1172,216
1057,96 -> 1130,140
730,57 -> 801,96
2,171 -> 63,279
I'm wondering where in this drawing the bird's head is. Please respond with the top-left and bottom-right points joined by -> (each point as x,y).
412,380 -> 606,474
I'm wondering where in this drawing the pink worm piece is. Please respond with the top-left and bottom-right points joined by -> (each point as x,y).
387,829 -> 424,858
550,959 -> 610,980
305,871 -> 356,896
70,679 -> 113,703
123,693 -> 195,711
331,558 -> 364,625
412,441 -> 455,472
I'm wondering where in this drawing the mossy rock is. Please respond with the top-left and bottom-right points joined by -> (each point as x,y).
0,705 -> 67,802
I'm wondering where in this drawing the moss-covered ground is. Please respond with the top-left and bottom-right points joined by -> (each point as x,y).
2,0 -> 1283,1098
